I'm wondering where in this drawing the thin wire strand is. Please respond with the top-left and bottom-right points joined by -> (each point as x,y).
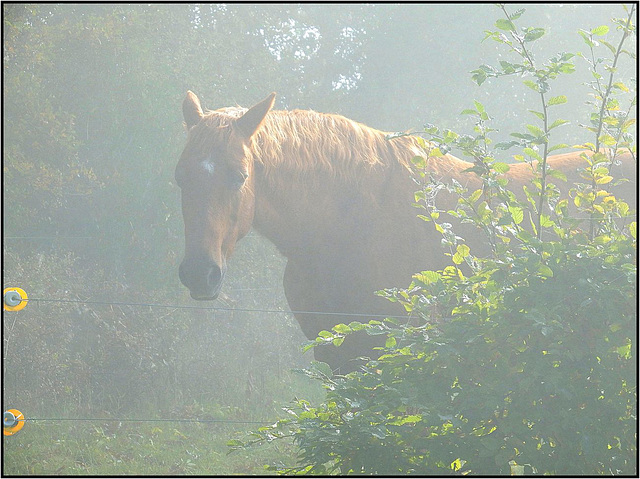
3,236 -> 95,240
15,417 -> 271,425
18,297 -> 407,320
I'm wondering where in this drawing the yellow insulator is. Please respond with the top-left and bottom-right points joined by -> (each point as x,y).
3,409 -> 25,436
3,287 -> 28,311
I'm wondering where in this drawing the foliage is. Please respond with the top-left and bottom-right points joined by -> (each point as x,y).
233,217 -> 636,474
231,5 -> 637,475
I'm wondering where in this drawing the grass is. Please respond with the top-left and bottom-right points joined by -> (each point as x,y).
3,412 -> 300,475
3,371 -> 325,476
2,245 -> 325,474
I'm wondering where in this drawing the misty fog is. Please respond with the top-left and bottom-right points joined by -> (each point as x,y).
3,3 -> 636,475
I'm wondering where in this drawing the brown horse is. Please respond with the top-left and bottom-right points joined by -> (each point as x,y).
175,91 -> 636,373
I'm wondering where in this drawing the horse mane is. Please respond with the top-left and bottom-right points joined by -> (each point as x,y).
197,106 -> 426,183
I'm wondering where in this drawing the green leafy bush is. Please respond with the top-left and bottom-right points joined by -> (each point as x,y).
231,5 -> 636,475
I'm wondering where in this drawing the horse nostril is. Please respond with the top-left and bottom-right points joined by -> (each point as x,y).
207,264 -> 222,287
179,257 -> 225,299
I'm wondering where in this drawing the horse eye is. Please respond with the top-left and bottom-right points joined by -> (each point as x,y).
228,170 -> 249,190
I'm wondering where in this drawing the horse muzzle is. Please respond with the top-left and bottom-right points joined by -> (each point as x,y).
179,256 -> 226,301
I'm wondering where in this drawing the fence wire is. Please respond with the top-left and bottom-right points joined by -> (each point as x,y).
12,296 -> 407,320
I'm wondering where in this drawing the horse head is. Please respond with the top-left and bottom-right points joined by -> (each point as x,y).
176,91 -> 275,300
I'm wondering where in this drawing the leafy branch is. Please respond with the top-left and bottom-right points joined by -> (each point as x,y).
575,4 -> 636,238
471,4 -> 578,240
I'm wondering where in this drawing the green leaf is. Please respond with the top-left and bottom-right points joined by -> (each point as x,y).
549,119 -> 569,130
499,60 -> 517,74
474,100 -> 486,114
333,323 -> 352,334
526,124 -> 546,138
523,28 -> 545,42
411,156 -> 427,169
468,189 -> 483,203
333,336 -> 345,347
348,321 -> 366,331
613,81 -> 629,92
451,458 -> 465,472
301,340 -> 317,353
492,161 -> 510,173
495,140 -> 521,150
385,336 -> 397,348
595,175 -> 613,184
549,143 -> 570,152
615,340 -> 632,360
528,110 -> 545,121
547,169 -> 567,181
600,40 -> 617,55
495,18 -> 516,31
456,244 -> 471,258
537,263 -> 554,277
559,63 -> 575,74
443,129 -> 459,143
430,147 -> 445,158
523,147 -> 542,161
622,118 -> 636,130
388,415 -> 422,426
471,69 -> 488,86
509,8 -> 525,21
591,25 -> 609,36
579,29 -> 595,47
593,234 -> 611,245
548,95 -> 567,106
508,205 -> 524,225
311,361 -> 333,377
511,132 -> 536,141
298,410 -> 317,420
523,79 -> 539,92
599,134 -> 617,147
519,227 -> 536,244
629,222 -> 636,239
539,214 -> 555,227
414,270 -> 440,285
591,152 -> 609,164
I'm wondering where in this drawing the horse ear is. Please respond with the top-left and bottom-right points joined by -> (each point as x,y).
183,91 -> 204,129
236,92 -> 276,138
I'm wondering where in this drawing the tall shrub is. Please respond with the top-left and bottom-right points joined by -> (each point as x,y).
231,5 -> 637,475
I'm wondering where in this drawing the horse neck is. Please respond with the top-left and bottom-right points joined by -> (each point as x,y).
248,122 -> 408,256
250,154 -> 371,258
248,117 -> 473,257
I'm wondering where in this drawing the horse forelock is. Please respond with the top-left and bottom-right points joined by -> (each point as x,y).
184,109 -> 242,155
205,106 -> 248,121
